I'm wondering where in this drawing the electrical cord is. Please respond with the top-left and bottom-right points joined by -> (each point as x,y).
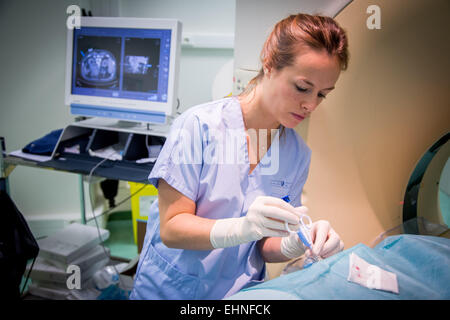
86,178 -> 147,224
20,256 -> 37,298
86,155 -> 125,294
176,98 -> 181,114
86,153 -> 147,297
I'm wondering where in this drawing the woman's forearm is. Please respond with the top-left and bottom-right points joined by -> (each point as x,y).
160,212 -> 216,250
158,178 -> 216,250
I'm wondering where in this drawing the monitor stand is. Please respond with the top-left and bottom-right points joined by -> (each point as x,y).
71,117 -> 172,137
117,120 -> 142,129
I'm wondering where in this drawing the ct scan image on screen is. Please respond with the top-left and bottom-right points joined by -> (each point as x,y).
75,35 -> 122,89
123,38 -> 161,93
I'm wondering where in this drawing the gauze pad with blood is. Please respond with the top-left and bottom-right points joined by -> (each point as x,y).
347,253 -> 399,294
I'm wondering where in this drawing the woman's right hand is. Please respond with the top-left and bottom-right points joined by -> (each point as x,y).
244,196 -> 302,239
210,196 -> 301,248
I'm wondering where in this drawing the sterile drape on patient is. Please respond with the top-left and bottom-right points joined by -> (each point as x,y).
229,234 -> 450,300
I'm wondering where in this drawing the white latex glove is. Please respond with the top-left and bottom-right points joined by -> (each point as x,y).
210,196 -> 301,249
280,206 -> 309,259
306,220 -> 344,259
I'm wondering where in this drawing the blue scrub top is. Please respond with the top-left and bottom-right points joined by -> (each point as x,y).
130,97 -> 311,300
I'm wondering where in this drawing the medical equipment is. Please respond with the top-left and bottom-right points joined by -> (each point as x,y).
65,17 -> 182,125
282,196 -> 321,267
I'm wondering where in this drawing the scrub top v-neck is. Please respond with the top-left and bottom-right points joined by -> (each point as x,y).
130,97 -> 311,300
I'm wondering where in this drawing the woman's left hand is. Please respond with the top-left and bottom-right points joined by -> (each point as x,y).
308,220 -> 344,259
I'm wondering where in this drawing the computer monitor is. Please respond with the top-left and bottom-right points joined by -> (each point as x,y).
65,17 -> 182,124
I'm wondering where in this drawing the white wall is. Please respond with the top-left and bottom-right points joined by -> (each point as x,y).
0,0 -> 92,223
234,0 -> 351,71
0,0 -> 235,224
118,0 -> 236,112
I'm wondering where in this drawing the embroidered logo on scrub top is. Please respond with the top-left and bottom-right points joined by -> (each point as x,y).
270,179 -> 291,188
270,179 -> 292,198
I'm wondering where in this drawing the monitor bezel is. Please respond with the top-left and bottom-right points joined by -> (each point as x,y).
65,16 -> 181,123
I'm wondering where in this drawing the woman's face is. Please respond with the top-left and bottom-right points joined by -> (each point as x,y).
261,47 -> 341,129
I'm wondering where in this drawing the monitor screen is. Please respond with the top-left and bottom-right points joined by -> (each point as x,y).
65,17 -> 181,124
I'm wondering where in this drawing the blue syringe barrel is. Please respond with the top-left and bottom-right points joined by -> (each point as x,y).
281,195 -> 319,267
281,196 -> 311,248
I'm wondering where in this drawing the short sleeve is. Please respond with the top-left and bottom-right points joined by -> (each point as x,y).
148,112 -> 203,201
289,145 -> 312,208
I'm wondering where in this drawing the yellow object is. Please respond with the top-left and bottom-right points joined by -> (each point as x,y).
128,181 -> 158,244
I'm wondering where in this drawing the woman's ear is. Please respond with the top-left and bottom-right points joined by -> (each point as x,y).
263,65 -> 272,78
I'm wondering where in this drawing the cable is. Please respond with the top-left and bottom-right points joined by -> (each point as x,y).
86,153 -> 151,298
85,180 -> 147,224
86,153 -> 129,296
20,256 -> 37,298
176,98 -> 181,115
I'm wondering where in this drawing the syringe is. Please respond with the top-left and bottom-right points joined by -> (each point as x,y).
281,196 -> 321,268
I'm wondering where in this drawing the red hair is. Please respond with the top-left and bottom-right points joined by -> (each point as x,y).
242,13 -> 349,94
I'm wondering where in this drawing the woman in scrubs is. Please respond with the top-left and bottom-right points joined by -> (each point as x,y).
131,13 -> 349,300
